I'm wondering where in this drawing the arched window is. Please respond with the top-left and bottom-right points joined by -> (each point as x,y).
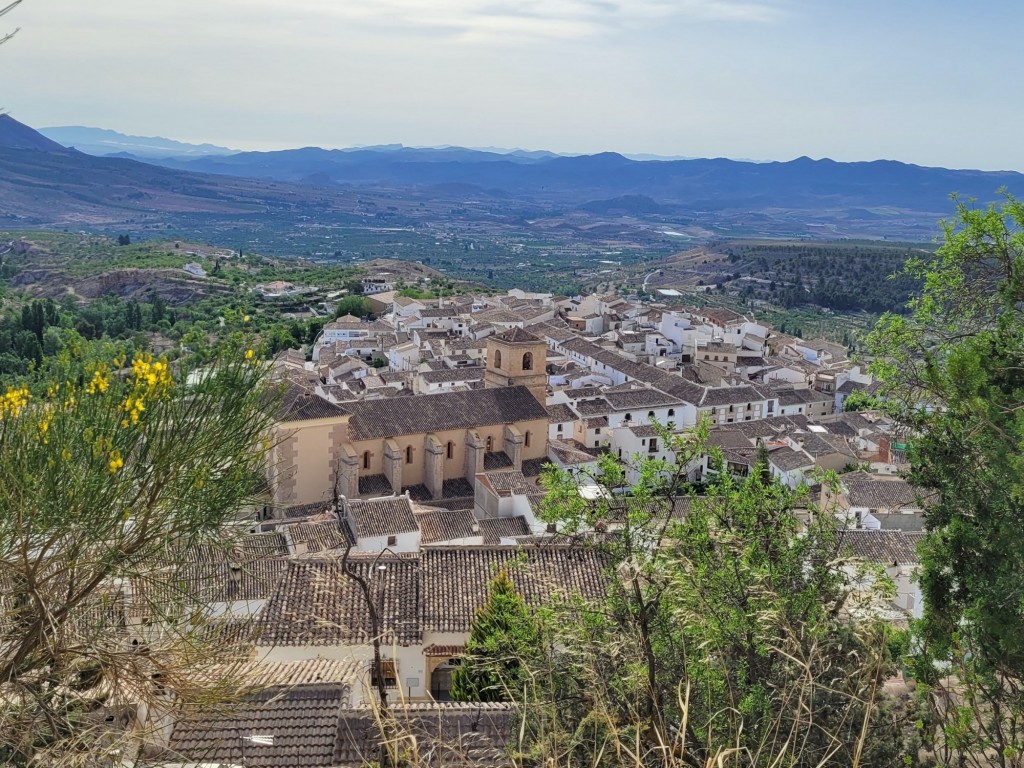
406,446 -> 414,464
493,349 -> 502,369
446,441 -> 454,460
362,451 -> 370,470
524,431 -> 531,448
522,351 -> 533,371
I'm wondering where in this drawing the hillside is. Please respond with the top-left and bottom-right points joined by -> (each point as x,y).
0,115 -> 72,152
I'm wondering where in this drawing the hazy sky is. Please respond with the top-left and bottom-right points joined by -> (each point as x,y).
2,0 -> 1020,169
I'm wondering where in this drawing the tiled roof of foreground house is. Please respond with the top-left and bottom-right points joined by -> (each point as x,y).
158,669 -> 511,767
159,687 -> 351,768
256,555 -> 422,647
345,386 -> 547,440
253,546 -> 609,646
161,698 -> 514,767
837,530 -> 920,566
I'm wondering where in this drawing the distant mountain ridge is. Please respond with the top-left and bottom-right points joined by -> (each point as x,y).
2,115 -> 1023,240
38,125 -> 237,159
139,144 -> 1022,212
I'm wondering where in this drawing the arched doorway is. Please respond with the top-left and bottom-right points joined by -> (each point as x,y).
430,660 -> 460,701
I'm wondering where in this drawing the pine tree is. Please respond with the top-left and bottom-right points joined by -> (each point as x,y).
451,570 -> 542,702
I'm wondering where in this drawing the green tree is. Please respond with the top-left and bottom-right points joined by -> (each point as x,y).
842,389 -> 884,412
869,193 -> 1024,765
529,423 -> 908,767
451,570 -> 542,703
333,295 -> 371,319
0,338 -> 279,764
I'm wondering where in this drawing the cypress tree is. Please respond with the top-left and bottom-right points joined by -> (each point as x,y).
451,570 -> 541,702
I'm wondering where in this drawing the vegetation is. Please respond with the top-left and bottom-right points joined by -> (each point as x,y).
451,570 -> 543,703
495,423 -> 914,767
870,193 -> 1024,766
0,336 -> 279,764
718,241 -> 929,314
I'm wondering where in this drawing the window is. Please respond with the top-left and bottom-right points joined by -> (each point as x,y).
362,451 -> 370,470
485,436 -> 493,452
557,424 -> 563,433
446,441 -> 454,460
372,659 -> 398,689
387,535 -> 397,546
667,408 -> 675,417
648,410 -> 655,418
594,428 -> 600,435
525,431 -> 532,447
522,351 -> 534,371
405,446 -> 413,464
493,349 -> 502,369
649,438 -> 658,453
624,413 -> 632,422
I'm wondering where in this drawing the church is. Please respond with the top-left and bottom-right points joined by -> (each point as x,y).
271,328 -> 550,508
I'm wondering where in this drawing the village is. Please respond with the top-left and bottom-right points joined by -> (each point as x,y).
120,273 -> 932,766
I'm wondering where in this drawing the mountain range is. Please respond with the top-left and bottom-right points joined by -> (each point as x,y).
3,115 -> 1022,240
38,126 -> 237,159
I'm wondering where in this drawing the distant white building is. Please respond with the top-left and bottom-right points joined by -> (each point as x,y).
182,262 -> 206,277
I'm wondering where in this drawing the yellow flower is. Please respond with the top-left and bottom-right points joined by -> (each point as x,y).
243,315 -> 251,323
85,370 -> 110,395
245,349 -> 255,360
108,451 -> 124,474
0,386 -> 31,418
61,448 -> 72,461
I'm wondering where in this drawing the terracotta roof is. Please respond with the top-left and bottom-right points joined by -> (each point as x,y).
256,556 -> 421,646
546,403 -> 578,423
421,546 -> 609,633
164,687 -> 351,768
492,327 -> 542,344
843,476 -> 921,510
419,367 -> 484,384
236,657 -> 364,690
483,451 -> 514,470
345,496 -> 419,538
415,507 -> 480,543
701,385 -> 766,407
480,515 -> 532,543
346,387 -> 547,440
768,446 -> 815,471
289,519 -> 352,553
358,474 -> 393,496
482,470 -> 532,496
838,529 -> 920,566
604,389 -> 683,410
423,643 -> 466,657
279,383 -> 349,423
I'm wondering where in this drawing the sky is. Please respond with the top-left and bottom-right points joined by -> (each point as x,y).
2,0 -> 1021,169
